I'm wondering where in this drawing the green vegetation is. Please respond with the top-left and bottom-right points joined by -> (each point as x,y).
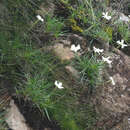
45,15 -> 64,37
117,22 -> 130,43
73,54 -> 104,89
0,0 -> 129,129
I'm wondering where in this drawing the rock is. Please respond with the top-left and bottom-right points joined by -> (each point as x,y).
6,100 -> 31,130
119,13 -> 130,22
68,34 -> 87,49
122,46 -> 130,56
94,49 -> 130,129
53,43 -> 75,61
68,34 -> 85,44
110,0 -> 130,15
112,116 -> 130,130
37,2 -> 55,17
40,39 -> 81,61
44,128 -> 51,130
59,39 -> 71,46
93,40 -> 109,51
65,65 -> 79,79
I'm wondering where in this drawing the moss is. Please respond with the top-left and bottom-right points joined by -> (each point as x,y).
71,25 -> 83,33
68,6 -> 74,11
106,0 -> 110,6
69,18 -> 77,25
79,10 -> 85,15
68,18 -> 83,32
77,14 -> 82,19
104,26 -> 113,41
60,0 -> 69,5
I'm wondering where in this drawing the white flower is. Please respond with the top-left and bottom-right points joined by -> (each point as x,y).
128,15 -> 130,18
36,15 -> 44,22
109,77 -> 115,85
93,46 -> 104,54
102,56 -> 112,65
70,44 -> 81,52
55,81 -> 64,89
116,40 -> 127,49
102,12 -> 111,20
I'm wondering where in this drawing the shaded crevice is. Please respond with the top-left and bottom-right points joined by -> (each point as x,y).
12,96 -> 61,130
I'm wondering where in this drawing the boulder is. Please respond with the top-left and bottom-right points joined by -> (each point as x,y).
53,43 -> 75,61
6,100 -> 31,130
94,48 -> 130,129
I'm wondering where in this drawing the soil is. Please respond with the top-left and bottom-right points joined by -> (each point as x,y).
12,96 -> 61,130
